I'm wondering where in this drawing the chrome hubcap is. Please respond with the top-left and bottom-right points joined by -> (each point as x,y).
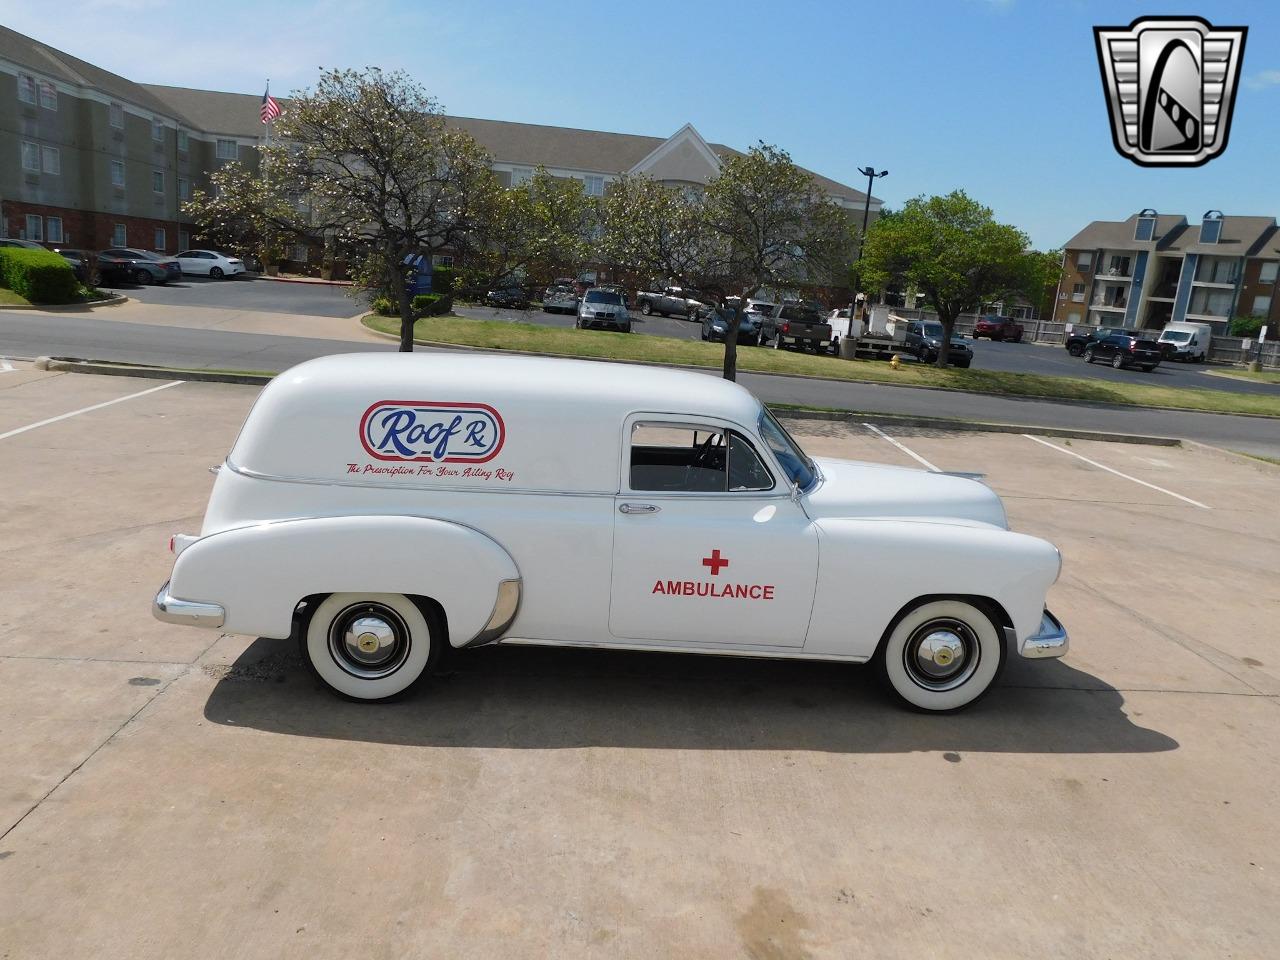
903,618 -> 980,691
328,603 -> 411,680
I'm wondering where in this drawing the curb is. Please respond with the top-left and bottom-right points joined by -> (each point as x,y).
0,294 -> 129,311
42,357 -> 272,385
361,318 -> 1280,422
256,274 -> 353,287
772,407 -> 1182,447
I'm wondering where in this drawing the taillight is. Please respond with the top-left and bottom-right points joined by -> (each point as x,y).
782,322 -> 791,334
1128,342 -> 1136,352
168,536 -> 175,553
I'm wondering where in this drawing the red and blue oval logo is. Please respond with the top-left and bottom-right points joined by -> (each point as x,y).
359,401 -> 506,463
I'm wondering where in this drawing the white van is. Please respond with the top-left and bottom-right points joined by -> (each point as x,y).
1157,321 -> 1213,362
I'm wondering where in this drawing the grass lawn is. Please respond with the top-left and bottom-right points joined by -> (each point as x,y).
363,314 -> 1280,419
1207,369 -> 1280,385
0,288 -> 32,306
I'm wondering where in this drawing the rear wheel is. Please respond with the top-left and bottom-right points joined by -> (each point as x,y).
876,599 -> 1006,712
1068,342 -> 1084,357
134,269 -> 150,285
640,301 -> 653,316
303,592 -> 436,701
209,266 -> 223,279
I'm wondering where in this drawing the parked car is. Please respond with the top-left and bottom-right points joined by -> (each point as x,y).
575,288 -> 631,332
483,284 -> 530,309
636,285 -> 710,320
175,249 -> 245,279
0,238 -> 46,250
745,299 -> 779,342
542,284 -> 578,314
53,248 -> 91,283
1083,333 -> 1162,371
1065,325 -> 1133,357
152,353 -> 1068,712
702,306 -> 763,345
770,303 -> 833,353
973,315 -> 1024,342
95,248 -> 181,285
1156,321 -> 1213,362
903,320 -> 974,368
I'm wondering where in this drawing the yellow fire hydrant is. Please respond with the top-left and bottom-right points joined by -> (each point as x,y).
889,354 -> 902,370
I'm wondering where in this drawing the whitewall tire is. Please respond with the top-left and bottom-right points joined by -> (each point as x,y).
877,599 -> 1005,712
304,592 -> 434,700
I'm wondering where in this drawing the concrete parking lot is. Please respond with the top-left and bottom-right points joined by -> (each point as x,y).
1,362 -> 1277,958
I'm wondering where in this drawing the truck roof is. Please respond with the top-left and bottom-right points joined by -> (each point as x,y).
228,354 -> 764,493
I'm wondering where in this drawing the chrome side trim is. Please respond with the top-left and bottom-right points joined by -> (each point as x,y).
153,580 -> 225,628
464,578 -> 522,647
1019,609 -> 1068,659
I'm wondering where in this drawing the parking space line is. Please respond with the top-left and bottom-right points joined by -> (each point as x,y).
1022,434 -> 1210,510
0,359 -> 15,373
0,380 -> 183,442
862,422 -> 939,471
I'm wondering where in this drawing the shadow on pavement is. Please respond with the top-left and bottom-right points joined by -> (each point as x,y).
204,637 -> 1178,755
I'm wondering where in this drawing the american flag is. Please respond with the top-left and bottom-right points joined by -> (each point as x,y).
260,87 -> 281,124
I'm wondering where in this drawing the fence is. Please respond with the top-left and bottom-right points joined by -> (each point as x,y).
890,309 -> 1278,367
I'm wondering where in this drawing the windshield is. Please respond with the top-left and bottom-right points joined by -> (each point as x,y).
919,321 -> 945,338
585,290 -> 622,305
747,302 -> 776,314
758,406 -> 816,491
1161,331 -> 1191,342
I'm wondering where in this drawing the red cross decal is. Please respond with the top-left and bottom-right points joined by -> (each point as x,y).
701,549 -> 729,576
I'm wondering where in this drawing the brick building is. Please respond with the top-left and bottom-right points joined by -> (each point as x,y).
1054,210 -> 1280,333
1,26 -> 879,267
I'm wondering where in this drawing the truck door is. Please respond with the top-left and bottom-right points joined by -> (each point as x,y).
610,417 -> 819,647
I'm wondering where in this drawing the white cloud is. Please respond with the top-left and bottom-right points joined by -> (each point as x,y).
1245,70 -> 1280,90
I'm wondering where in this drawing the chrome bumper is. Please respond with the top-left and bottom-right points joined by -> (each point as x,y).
1019,609 -> 1068,659
153,580 -> 225,628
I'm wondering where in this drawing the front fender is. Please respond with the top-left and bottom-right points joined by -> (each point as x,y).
805,518 -> 1060,658
167,515 -> 520,644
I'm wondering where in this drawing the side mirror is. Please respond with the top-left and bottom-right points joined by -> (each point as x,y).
790,480 -> 801,501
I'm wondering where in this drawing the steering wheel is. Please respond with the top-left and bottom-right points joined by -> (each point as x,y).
680,433 -> 720,489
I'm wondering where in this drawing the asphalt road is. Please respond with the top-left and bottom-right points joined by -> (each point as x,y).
101,274 -> 367,318
3,309 -> 1278,456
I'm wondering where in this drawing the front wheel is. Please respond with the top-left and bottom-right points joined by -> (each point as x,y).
1067,343 -> 1084,357
303,593 -> 436,701
1111,354 -> 1124,369
1141,364 -> 1156,372
134,269 -> 151,285
876,599 -> 1006,712
640,301 -> 653,316
1084,347 -> 1095,364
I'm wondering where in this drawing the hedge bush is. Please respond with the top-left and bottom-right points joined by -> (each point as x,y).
0,247 -> 79,304
413,293 -> 453,316
431,266 -> 456,296
1229,315 -> 1266,338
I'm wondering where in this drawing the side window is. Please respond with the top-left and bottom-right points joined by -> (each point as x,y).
628,423 -> 773,494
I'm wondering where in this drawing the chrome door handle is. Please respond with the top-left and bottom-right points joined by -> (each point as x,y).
619,502 -> 660,515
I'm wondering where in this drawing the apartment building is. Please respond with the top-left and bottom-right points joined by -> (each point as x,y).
1,26 -> 879,265
1054,210 -> 1280,333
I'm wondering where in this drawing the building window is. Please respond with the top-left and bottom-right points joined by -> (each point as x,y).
110,159 -> 125,187
1075,251 -> 1092,271
38,81 -> 57,111
1071,282 -> 1086,302
433,254 -> 454,268
154,228 -> 166,252
216,139 -> 237,160
152,119 -> 164,142
1135,215 -> 1156,241
42,145 -> 60,175
180,231 -> 190,251
21,141 -> 40,172
178,178 -> 190,201
110,102 -> 124,128
583,175 -> 604,197
1200,218 -> 1222,244
511,166 -> 533,184
177,130 -> 188,152
1252,295 -> 1272,316
1188,286 -> 1233,318
152,170 -> 164,193
292,243 -> 309,263
25,215 -> 43,242
1194,255 -> 1237,285
46,217 -> 64,244
112,223 -> 127,247
1259,261 -> 1279,285
17,74 -> 36,104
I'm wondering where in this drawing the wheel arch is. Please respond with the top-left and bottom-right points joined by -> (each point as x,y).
872,593 -> 1014,662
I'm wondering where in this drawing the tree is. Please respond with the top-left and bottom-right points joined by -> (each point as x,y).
183,161 -> 315,267
459,167 -> 597,294
1023,248 -> 1064,321
600,145 -> 853,381
861,191 -> 1032,367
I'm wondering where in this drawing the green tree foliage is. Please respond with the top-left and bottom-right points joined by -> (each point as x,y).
861,191 -> 1033,367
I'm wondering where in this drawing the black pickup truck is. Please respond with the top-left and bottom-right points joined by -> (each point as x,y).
770,303 -> 834,353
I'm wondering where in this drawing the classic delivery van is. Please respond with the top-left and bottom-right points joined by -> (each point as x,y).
154,354 -> 1067,711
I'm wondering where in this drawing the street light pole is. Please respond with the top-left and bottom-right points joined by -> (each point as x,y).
850,166 -> 887,337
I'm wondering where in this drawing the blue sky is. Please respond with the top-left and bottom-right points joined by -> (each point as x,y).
3,0 -> 1276,248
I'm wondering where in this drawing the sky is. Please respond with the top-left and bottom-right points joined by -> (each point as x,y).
3,0 -> 1276,248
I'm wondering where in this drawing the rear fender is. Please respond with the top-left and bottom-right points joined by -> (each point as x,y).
168,515 -> 520,645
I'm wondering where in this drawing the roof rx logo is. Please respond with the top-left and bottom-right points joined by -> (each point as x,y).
359,400 -> 505,463
1094,16 -> 1247,167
